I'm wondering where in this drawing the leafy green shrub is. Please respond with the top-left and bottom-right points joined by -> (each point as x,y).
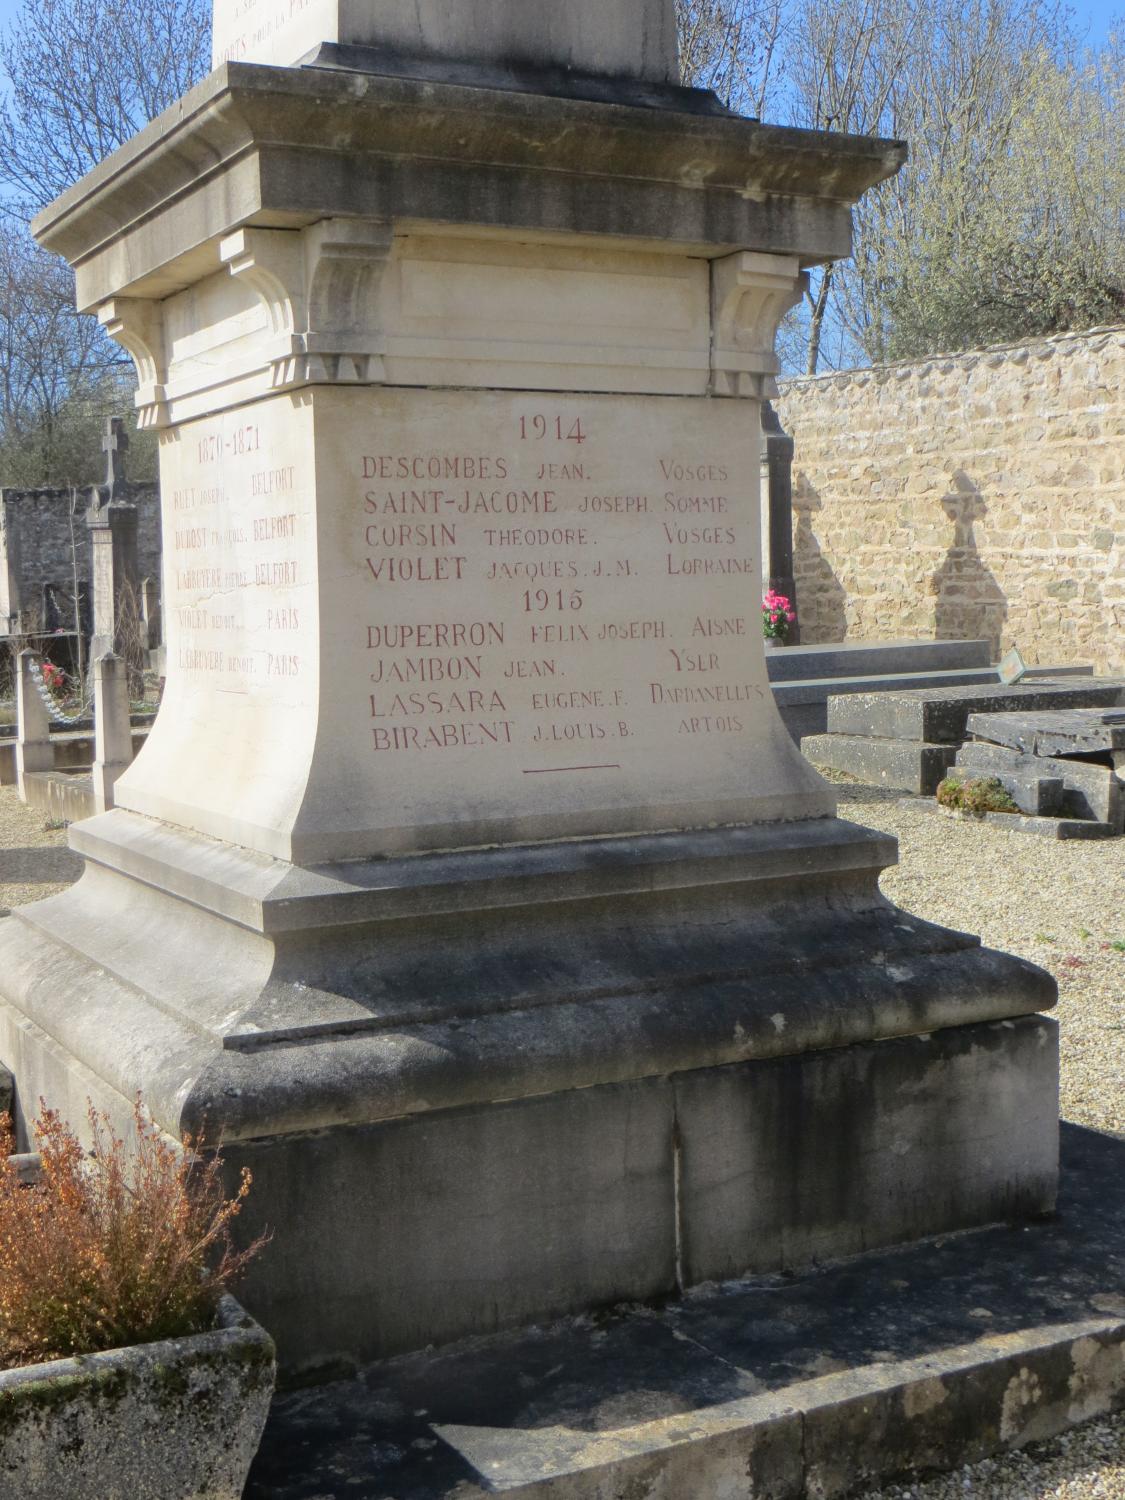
0,1097 -> 267,1369
936,775 -> 1019,817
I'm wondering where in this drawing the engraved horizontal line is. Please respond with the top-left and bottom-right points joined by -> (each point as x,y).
522,764 -> 622,774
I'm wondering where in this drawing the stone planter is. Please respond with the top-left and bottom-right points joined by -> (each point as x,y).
0,1294 -> 275,1500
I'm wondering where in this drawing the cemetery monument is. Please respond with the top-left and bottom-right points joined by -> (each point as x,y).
0,0 -> 1059,1371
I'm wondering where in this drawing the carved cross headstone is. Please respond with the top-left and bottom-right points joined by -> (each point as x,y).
102,415 -> 129,500
87,415 -> 139,664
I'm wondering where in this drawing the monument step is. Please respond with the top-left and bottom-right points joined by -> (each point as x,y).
956,742 -> 1124,830
826,678 -> 1125,744
801,733 -> 958,795
244,1122 -> 1125,1500
764,637 -> 993,683
942,764 -> 1066,817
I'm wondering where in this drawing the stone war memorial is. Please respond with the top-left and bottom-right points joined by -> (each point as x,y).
1,0 -> 1064,1429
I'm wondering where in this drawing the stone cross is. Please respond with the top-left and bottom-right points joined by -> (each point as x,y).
102,415 -> 129,499
87,416 -> 139,663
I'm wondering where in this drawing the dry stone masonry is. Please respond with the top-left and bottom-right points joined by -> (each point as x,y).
775,325 -> 1125,675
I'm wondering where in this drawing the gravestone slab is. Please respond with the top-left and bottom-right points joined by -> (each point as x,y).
956,741 -> 1124,830
943,764 -> 1065,817
967,708 -> 1125,759
827,679 -> 1125,744
801,732 -> 958,794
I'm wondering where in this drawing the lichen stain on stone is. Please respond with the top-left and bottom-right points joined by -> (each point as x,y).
999,1366 -> 1044,1441
1066,1334 -> 1125,1423
902,1376 -> 947,1418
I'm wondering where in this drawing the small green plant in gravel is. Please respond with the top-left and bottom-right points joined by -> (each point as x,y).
936,776 -> 1019,817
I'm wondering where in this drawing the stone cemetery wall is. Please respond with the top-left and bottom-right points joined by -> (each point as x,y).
0,484 -> 160,635
774,325 -> 1125,675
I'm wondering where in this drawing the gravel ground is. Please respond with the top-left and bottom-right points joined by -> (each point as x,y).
824,772 -> 1125,1500
0,776 -> 1121,1496
0,784 -> 81,914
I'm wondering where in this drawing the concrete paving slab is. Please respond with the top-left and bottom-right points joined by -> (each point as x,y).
245,1123 -> 1125,1500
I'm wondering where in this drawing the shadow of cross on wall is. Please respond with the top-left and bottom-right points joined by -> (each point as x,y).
791,470 -> 848,643
930,471 -> 1008,658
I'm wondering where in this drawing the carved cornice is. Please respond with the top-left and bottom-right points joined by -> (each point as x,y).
710,252 -> 807,400
220,219 -> 392,390
98,299 -> 169,428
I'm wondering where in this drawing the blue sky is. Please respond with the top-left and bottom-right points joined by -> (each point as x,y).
1076,0 -> 1121,41
0,0 -> 1117,46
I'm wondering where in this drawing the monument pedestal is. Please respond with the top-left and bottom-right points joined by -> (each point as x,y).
0,805 -> 1055,1368
1,44 -> 1059,1372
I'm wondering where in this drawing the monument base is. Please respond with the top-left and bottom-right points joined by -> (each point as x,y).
244,1124 -> 1125,1500
0,810 -> 1056,1370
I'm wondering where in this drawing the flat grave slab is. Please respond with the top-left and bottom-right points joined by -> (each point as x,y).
245,1124 -> 1125,1500
968,708 -> 1125,759
826,679 -> 1125,744
801,732 -> 957,794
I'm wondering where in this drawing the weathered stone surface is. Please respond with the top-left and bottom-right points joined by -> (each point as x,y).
912,800 -> 1118,840
226,1019 -> 1058,1366
19,769 -> 95,824
33,66 -> 905,316
234,1081 -> 678,1363
115,388 -> 834,863
801,732 -> 957,793
968,707 -> 1125,757
943,763 -> 1065,816
0,1295 -> 275,1500
764,637 -> 992,683
244,1123 -> 1125,1500
827,678 -> 1125,744
0,483 -> 159,640
0,811 -> 1057,1366
956,740 -> 1124,828
769,650 -> 1092,742
774,326 -> 1125,679
213,0 -> 678,80
977,812 -> 1116,839
675,1016 -> 1058,1282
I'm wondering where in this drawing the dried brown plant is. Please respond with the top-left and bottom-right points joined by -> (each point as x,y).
0,1096 -> 267,1369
